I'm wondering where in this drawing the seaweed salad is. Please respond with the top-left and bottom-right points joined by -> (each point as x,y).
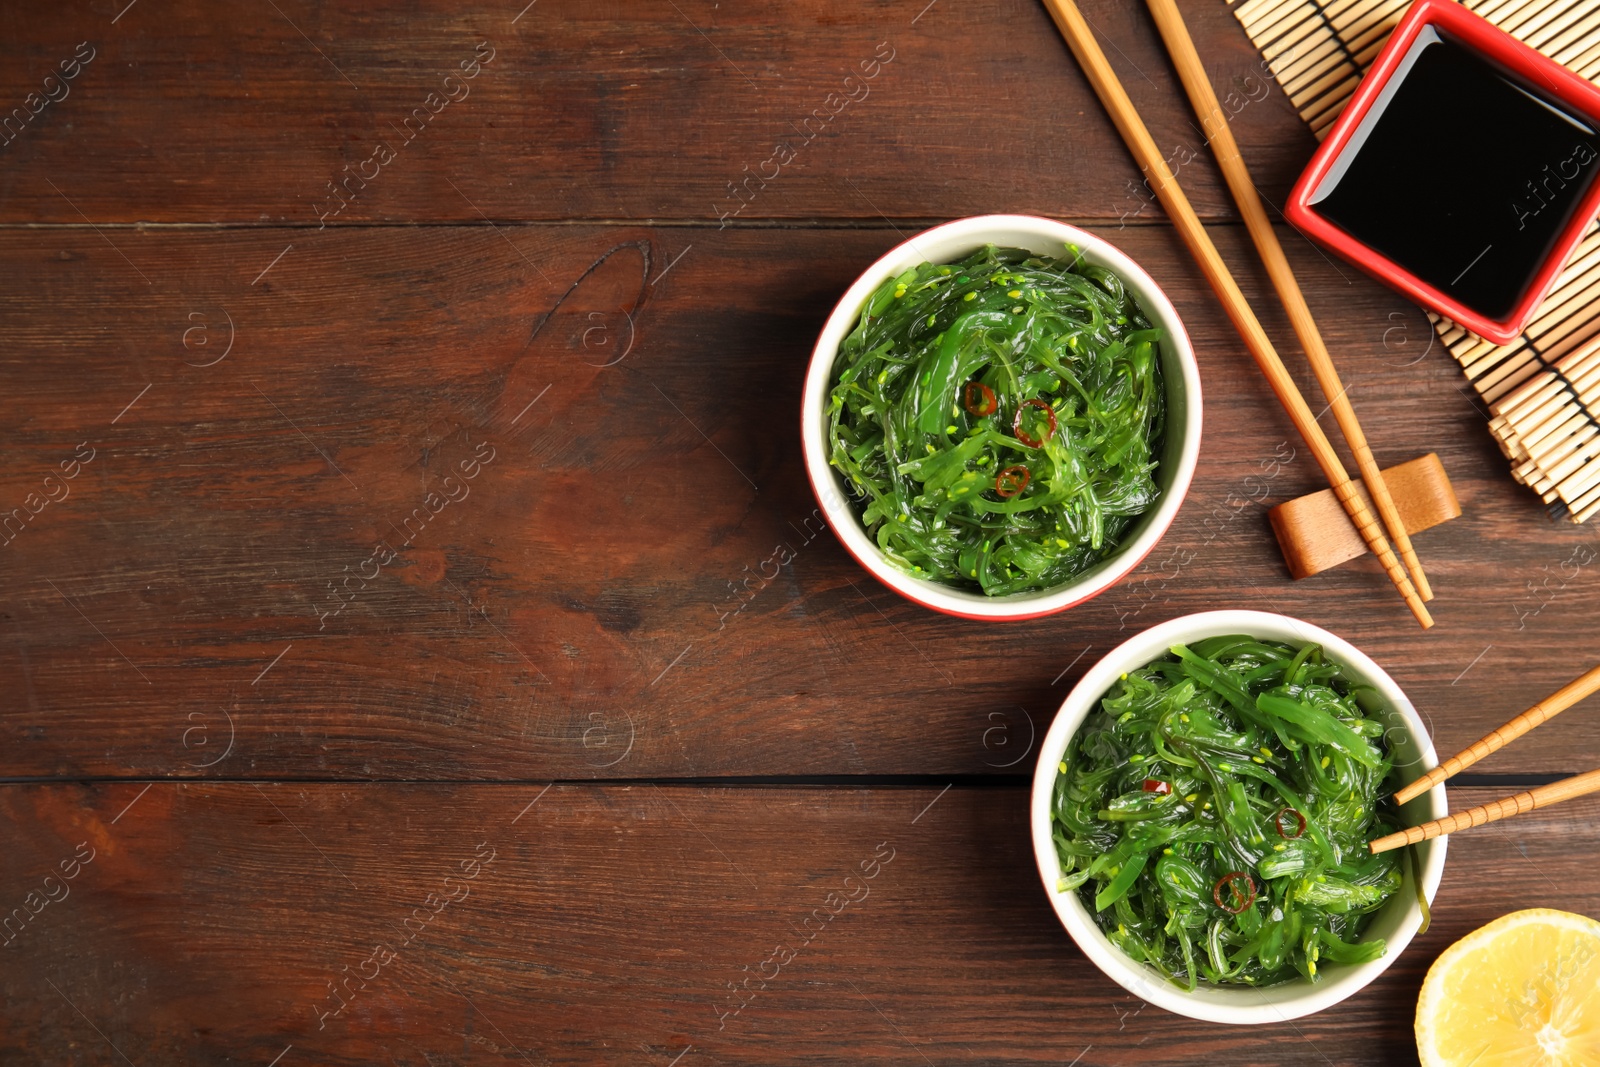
1052,637 -> 1406,988
826,244 -> 1166,596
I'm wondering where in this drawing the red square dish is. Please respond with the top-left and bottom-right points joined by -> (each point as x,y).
1285,0 -> 1600,344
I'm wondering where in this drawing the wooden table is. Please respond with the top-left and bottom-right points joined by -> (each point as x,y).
3,2 -> 1597,1063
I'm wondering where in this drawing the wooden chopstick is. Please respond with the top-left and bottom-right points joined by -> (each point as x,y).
1370,767 -> 1600,853
1374,664 -> 1600,851
1392,663 -> 1600,804
1144,0 -> 1433,603
1039,0 -> 1433,628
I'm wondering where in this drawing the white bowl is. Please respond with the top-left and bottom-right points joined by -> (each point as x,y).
800,214 -> 1202,621
1029,610 -> 1448,1024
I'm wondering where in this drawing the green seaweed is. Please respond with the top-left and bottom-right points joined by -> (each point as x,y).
826,244 -> 1165,596
1052,638 -> 1404,989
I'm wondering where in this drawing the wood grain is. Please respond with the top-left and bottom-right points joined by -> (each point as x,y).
1,782 -> 1594,1066
5,0 -> 1599,1058
1373,768 -> 1600,852
2,223 -> 1599,780
0,0 -> 1313,225
1395,662 -> 1600,804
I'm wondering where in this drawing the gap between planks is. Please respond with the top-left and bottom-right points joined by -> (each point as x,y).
0,216 -> 1268,233
0,772 -> 1576,788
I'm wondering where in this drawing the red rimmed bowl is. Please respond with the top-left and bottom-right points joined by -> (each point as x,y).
1030,610 -> 1448,1023
800,214 -> 1203,620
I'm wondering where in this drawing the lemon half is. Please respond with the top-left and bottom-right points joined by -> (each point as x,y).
1417,908 -> 1600,1067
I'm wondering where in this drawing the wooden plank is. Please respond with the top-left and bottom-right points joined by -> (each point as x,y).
6,3 -> 1597,1063
0,0 -> 1315,224
2,223 -> 1599,780
1,782 -> 1593,1065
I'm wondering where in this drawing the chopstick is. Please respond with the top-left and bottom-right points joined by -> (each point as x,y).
1392,663 -> 1600,804
1369,767 -> 1600,854
1143,0 -> 1433,603
1039,0 -> 1433,629
1370,663 -> 1600,852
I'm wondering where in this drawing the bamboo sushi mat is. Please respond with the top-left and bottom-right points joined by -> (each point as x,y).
1231,0 -> 1600,520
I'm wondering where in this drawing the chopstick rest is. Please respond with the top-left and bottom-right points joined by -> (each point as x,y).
1270,454 -> 1460,580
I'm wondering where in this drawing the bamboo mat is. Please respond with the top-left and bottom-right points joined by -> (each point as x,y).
1231,0 -> 1600,520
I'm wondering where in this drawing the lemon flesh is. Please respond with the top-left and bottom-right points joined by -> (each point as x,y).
1417,908 -> 1600,1067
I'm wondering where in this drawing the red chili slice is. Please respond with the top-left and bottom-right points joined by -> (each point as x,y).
1273,807 -> 1307,840
1013,398 -> 1057,447
994,465 -> 1031,499
1213,871 -> 1256,914
963,381 -> 998,417
1141,778 -> 1171,795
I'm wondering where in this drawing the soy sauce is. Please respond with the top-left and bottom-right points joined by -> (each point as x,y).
1311,30 -> 1600,322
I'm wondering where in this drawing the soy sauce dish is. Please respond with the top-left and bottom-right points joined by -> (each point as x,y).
1286,0 -> 1600,343
800,215 -> 1203,621
1030,611 -> 1448,1024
